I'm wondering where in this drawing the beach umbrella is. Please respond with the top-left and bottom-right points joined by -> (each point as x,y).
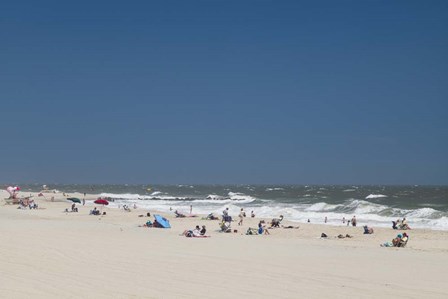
67,197 -> 82,203
94,199 -> 109,205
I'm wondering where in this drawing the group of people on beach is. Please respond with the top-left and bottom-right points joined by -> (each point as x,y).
392,218 -> 411,230
181,225 -> 207,237
17,198 -> 38,210
5,188 -> 415,249
381,232 -> 409,247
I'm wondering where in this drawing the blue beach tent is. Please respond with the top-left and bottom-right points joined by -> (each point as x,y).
154,215 -> 171,228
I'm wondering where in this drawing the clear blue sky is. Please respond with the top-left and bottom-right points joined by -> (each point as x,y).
1,0 -> 447,185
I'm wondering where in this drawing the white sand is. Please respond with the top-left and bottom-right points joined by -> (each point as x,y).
1,191 -> 448,298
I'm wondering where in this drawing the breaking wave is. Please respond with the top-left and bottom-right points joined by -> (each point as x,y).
365,194 -> 388,199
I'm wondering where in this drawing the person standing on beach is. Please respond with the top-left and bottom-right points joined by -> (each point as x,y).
351,216 -> 357,227
324,216 -> 328,223
342,217 -> 346,224
238,208 -> 244,226
190,205 -> 192,214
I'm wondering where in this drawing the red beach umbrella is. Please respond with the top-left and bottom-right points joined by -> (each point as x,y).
94,199 -> 109,205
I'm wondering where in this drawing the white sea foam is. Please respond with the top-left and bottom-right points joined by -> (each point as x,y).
266,187 -> 284,191
227,192 -> 257,203
405,208 -> 442,219
365,194 -> 388,199
205,194 -> 225,200
96,192 -> 448,230
305,202 -> 343,212
99,192 -> 189,201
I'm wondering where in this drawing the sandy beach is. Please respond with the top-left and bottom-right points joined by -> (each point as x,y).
1,190 -> 448,299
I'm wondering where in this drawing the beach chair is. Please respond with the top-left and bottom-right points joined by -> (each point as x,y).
220,222 -> 231,233
398,238 -> 409,248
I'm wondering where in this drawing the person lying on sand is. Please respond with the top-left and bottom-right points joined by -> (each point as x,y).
139,220 -> 153,227
138,212 -> 151,218
282,225 -> 300,229
337,234 -> 353,239
204,213 -> 219,220
175,210 -> 186,218
246,228 -> 259,235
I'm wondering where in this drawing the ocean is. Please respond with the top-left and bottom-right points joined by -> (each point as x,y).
18,184 -> 448,230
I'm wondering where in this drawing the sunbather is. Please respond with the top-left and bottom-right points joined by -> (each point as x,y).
337,234 -> 353,239
205,213 -> 219,220
282,225 -> 300,229
181,225 -> 205,237
175,210 -> 186,218
246,228 -> 259,235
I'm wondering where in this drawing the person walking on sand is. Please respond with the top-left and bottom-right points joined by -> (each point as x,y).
238,208 -> 244,226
